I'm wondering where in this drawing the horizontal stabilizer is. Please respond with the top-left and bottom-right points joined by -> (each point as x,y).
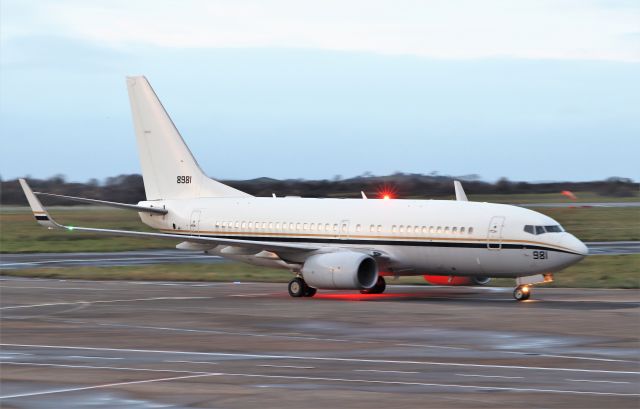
34,192 -> 168,214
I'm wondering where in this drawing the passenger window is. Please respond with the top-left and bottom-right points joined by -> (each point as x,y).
406,226 -> 412,233
444,226 -> 450,233
421,226 -> 427,234
370,224 -> 375,232
392,225 -> 397,233
452,227 -> 457,234
377,225 -> 382,232
535,226 -> 545,235
318,224 -> 323,231
399,225 -> 405,233
429,226 -> 434,234
460,227 -> 465,234
235,221 -> 239,228
356,224 -> 361,232
248,222 -> 253,229
468,227 -> 474,234
437,226 -> 442,233
303,223 -> 308,230
342,224 -> 347,232
333,224 -> 338,232
289,222 -> 294,230
275,222 -> 280,229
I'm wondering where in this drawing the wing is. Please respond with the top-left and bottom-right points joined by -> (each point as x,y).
34,191 -> 168,214
19,179 -> 319,254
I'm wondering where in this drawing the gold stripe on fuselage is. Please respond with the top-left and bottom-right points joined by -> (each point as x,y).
159,229 -> 574,253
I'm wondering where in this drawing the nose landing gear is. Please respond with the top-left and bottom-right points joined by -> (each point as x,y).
513,285 -> 531,301
512,273 -> 553,301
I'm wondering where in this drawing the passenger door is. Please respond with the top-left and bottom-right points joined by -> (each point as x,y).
487,216 -> 504,250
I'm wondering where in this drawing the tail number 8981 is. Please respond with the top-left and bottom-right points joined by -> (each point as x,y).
177,176 -> 192,184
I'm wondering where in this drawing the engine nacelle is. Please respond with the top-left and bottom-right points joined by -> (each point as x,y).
302,252 -> 378,290
424,275 -> 491,286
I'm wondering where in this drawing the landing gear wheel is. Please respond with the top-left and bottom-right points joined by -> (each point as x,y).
513,285 -> 531,301
288,277 -> 305,297
360,276 -> 386,294
303,286 -> 317,297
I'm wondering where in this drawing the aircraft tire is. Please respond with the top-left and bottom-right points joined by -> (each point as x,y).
303,286 -> 317,297
513,285 -> 531,301
288,277 -> 305,297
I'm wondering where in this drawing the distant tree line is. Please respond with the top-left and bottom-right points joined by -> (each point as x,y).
1,173 -> 637,206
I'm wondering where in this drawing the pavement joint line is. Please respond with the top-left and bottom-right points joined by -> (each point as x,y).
164,360 -> 219,365
1,362 -> 637,398
2,343 -> 639,375
502,351 -> 636,363
0,297 -> 213,310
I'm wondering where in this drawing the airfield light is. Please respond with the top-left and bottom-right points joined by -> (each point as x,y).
522,286 -> 530,293
383,194 -> 390,200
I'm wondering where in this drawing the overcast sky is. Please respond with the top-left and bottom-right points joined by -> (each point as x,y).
1,0 -> 639,182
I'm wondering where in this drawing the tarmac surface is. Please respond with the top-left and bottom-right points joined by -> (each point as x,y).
1,278 -> 639,408
1,241 -> 637,271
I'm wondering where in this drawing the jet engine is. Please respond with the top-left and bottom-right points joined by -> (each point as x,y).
301,252 -> 378,290
424,275 -> 491,286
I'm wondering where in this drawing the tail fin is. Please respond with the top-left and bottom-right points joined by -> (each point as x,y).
126,76 -> 251,200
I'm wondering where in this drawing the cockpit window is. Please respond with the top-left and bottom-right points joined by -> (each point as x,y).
524,224 -> 564,235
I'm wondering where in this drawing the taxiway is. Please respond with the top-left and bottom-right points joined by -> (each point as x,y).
1,278 -> 638,408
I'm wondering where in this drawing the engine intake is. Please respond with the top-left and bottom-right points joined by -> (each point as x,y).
302,252 -> 378,290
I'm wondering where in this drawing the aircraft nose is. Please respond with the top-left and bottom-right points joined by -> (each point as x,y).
566,234 -> 589,257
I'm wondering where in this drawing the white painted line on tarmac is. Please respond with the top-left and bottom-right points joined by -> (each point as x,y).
397,343 -> 467,350
0,286 -> 108,291
259,364 -> 315,369
354,369 -> 419,374
0,373 -> 216,399
0,255 -> 216,267
503,351 -> 636,363
3,343 -> 639,375
66,355 -> 123,360
566,379 -> 631,385
1,362 -> 637,398
0,297 -> 211,310
164,360 -> 219,365
456,374 -> 524,379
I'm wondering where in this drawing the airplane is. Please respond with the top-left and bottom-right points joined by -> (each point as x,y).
19,76 -> 589,301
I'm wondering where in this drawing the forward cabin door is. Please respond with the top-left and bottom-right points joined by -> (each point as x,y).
189,210 -> 201,235
487,216 -> 505,250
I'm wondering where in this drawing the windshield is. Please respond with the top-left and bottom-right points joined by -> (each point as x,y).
524,224 -> 564,235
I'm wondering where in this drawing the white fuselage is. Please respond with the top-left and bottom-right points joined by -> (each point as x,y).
138,197 -> 588,278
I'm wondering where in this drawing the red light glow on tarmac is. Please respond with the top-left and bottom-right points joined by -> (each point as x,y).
313,292 -> 428,301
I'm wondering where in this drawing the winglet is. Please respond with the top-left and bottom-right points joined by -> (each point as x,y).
454,180 -> 468,201
19,179 -> 65,229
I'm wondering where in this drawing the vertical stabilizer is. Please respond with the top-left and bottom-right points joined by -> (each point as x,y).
126,76 -> 251,200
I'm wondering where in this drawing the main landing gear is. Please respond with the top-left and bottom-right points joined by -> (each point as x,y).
360,276 -> 386,294
288,277 -> 316,298
513,285 -> 531,301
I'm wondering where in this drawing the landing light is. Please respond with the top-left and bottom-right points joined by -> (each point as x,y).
383,195 -> 390,200
522,286 -> 530,293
